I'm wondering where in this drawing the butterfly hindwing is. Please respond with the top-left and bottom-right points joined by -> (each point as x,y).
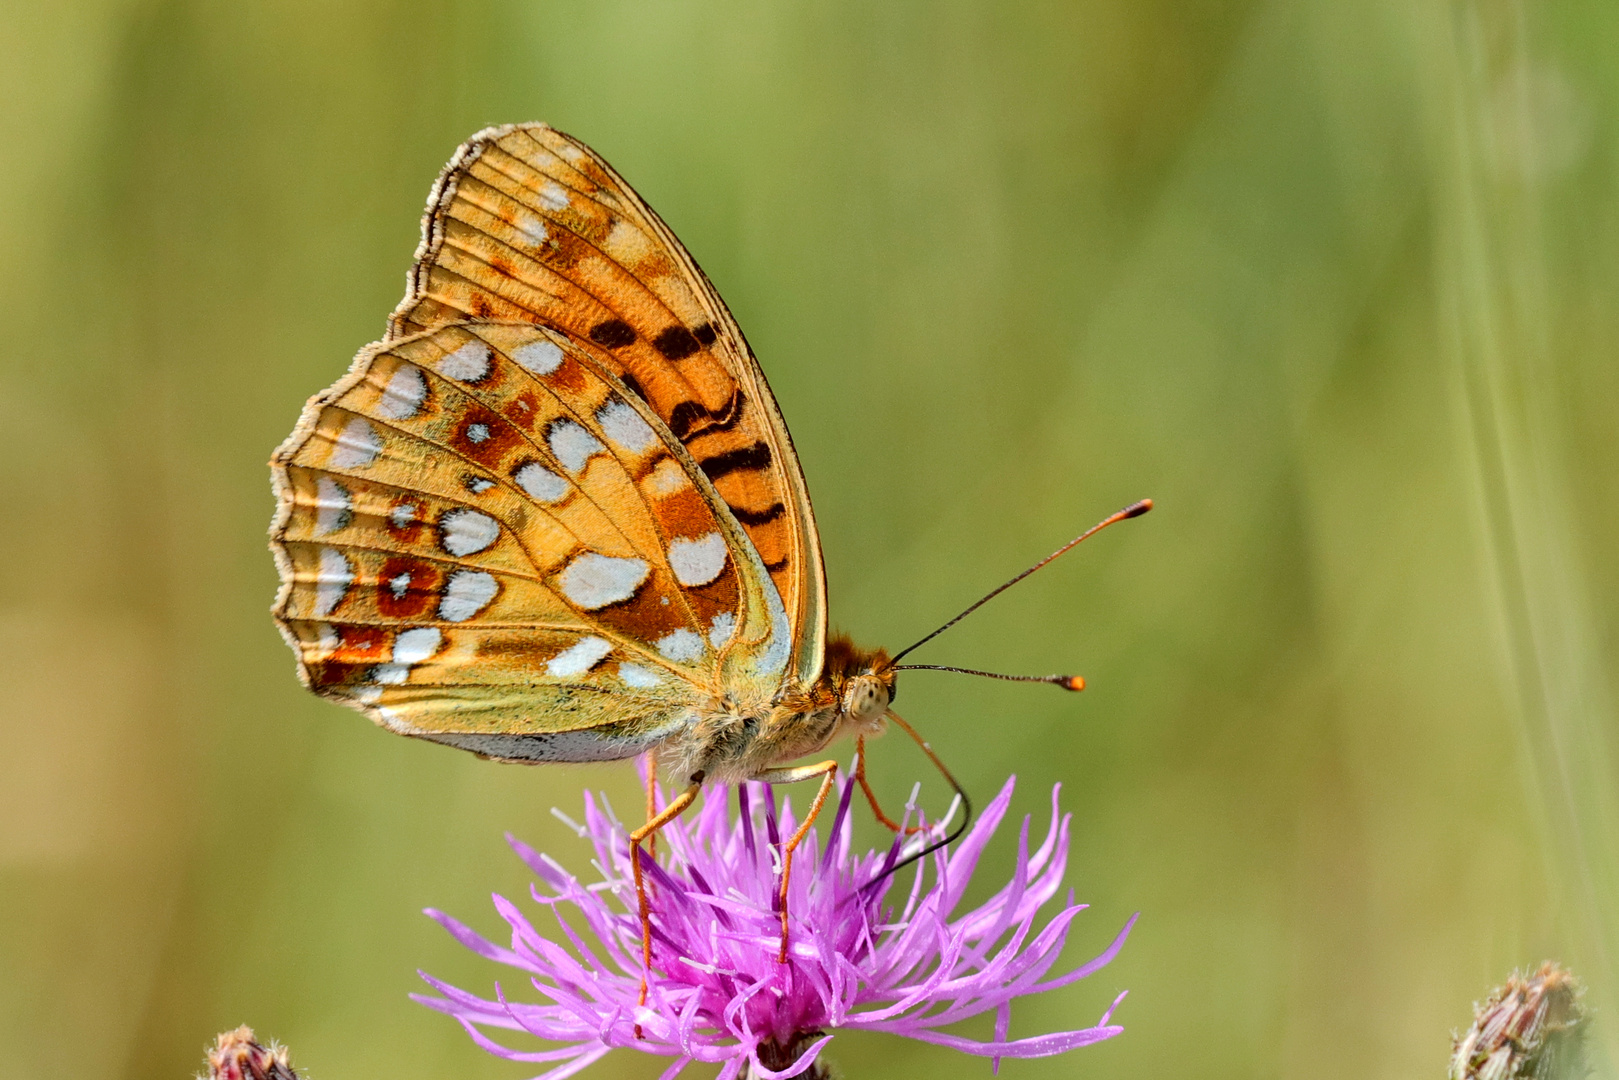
385,123 -> 826,688
270,322 -> 787,758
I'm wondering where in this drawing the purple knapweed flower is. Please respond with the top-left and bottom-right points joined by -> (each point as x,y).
415,774 -> 1135,1079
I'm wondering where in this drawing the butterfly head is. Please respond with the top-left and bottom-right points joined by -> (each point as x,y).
823,635 -> 897,738
841,670 -> 892,725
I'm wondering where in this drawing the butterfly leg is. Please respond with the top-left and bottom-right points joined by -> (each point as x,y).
642,749 -> 660,862
629,769 -> 705,1037
753,758 -> 839,963
852,735 -> 924,836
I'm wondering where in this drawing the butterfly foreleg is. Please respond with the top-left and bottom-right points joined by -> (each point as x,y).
752,758 -> 839,963
629,769 -> 705,1037
852,735 -> 925,836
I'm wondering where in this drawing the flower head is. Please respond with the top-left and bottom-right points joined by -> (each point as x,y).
1450,962 -> 1586,1080
416,775 -> 1134,1079
206,1027 -> 299,1080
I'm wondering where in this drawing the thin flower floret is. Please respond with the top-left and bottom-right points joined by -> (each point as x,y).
416,774 -> 1134,1079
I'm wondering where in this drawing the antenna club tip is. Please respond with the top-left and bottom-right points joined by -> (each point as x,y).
1061,675 -> 1086,692
1124,499 -> 1153,518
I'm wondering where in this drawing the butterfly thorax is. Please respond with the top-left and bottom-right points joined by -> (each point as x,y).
657,636 -> 895,784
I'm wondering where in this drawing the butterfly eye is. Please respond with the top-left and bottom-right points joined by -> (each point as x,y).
843,676 -> 889,722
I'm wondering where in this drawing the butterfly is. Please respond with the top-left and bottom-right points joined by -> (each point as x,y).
269,123 -> 1149,1004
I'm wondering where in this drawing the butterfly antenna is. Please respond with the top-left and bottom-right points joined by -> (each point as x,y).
889,499 -> 1152,667
862,710 -> 973,890
892,665 -> 1087,691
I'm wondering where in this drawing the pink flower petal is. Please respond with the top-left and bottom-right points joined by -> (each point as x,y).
420,775 -> 1130,1074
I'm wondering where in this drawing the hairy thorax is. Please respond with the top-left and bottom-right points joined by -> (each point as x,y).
657,635 -> 895,784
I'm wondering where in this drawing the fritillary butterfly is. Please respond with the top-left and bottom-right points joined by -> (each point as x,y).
268,124 -> 1148,991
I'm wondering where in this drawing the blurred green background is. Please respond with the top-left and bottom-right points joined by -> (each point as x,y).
4,1 -> 1618,1078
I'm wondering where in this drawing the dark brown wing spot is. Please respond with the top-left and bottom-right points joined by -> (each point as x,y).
632,450 -> 671,483
764,556 -> 790,573
652,325 -> 701,361
504,391 -> 542,430
386,498 -> 427,544
377,557 -> 444,618
699,441 -> 772,482
668,388 -> 745,439
314,626 -> 389,685
727,501 -> 785,525
589,319 -> 636,349
544,354 -> 589,395
450,405 -> 523,467
618,371 -> 648,403
693,322 -> 718,346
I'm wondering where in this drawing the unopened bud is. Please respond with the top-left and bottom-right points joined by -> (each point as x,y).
1449,962 -> 1585,1080
206,1027 -> 299,1080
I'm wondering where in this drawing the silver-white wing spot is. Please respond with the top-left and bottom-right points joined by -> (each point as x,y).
330,416 -> 380,468
618,663 -> 662,688
667,532 -> 727,587
606,218 -> 651,259
709,611 -> 735,649
422,724 -> 680,763
514,461 -> 569,503
389,503 -> 418,529
548,420 -> 605,473
514,339 -> 563,375
557,553 -> 649,610
378,365 -> 427,420
597,399 -> 656,453
439,570 -> 498,622
519,215 -> 548,247
371,630 -> 439,687
394,626 -> 442,664
314,548 -> 353,616
538,179 -> 569,211
647,459 -> 688,495
754,575 -> 791,677
656,628 -> 705,663
313,476 -> 353,536
546,636 -> 612,677
439,341 -> 491,382
440,508 -> 500,556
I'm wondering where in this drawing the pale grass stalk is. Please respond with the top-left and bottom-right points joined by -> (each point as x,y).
1428,1 -> 1619,1071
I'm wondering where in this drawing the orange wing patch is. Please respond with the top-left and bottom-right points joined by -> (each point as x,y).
385,124 -> 824,687
270,323 -> 783,745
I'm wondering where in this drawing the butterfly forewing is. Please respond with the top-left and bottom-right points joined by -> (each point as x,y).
270,322 -> 786,757
385,123 -> 826,688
